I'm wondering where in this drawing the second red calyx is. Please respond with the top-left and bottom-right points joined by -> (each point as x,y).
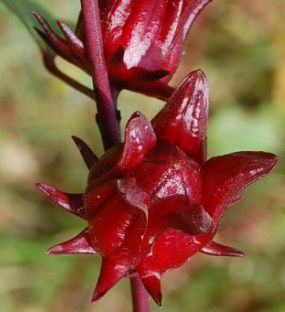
33,0 -> 213,100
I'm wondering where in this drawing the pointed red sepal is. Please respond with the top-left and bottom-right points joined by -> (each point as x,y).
57,21 -> 88,67
35,183 -> 86,219
72,136 -> 98,169
140,273 -> 162,306
47,229 -> 96,255
201,241 -> 245,257
92,259 -> 129,302
75,11 -> 84,39
32,12 -> 72,58
203,151 -> 278,223
175,0 -> 213,43
117,112 -> 156,171
57,21 -> 84,52
152,70 -> 209,164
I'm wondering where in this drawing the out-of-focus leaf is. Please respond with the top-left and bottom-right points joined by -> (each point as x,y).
0,0 -> 59,51
208,106 -> 283,156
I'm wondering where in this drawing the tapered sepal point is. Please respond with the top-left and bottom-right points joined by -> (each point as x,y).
201,241 -> 245,257
152,70 -> 209,164
72,136 -> 98,169
140,273 -> 162,306
92,259 -> 129,302
47,229 -> 96,255
35,183 -> 85,219
203,151 -> 278,222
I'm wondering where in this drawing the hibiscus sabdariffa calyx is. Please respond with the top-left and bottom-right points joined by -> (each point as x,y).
36,70 -> 277,305
33,0 -> 213,100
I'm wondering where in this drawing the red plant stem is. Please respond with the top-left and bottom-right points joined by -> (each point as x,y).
80,1 -> 150,310
130,274 -> 151,312
80,0 -> 120,149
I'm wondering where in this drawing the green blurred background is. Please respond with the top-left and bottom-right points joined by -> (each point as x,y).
1,1 -> 285,311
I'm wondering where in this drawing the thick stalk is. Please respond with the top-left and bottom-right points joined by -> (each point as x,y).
130,274 -> 151,312
81,0 -> 120,149
80,1 -> 151,311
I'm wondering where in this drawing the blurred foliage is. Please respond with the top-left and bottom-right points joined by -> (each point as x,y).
0,0 -> 285,311
0,0 -> 64,50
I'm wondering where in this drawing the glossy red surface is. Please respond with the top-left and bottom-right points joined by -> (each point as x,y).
37,70 -> 278,305
33,1 -> 213,99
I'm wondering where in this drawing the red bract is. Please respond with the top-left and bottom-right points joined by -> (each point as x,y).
36,70 -> 278,306
33,0 -> 213,100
